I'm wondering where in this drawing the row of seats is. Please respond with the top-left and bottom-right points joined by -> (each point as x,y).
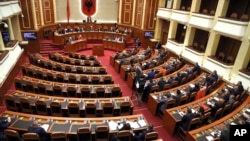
28,53 -> 107,74
5,92 -> 133,117
22,64 -> 113,84
15,77 -> 122,98
49,52 -> 101,66
4,128 -> 158,141
68,52 -> 98,60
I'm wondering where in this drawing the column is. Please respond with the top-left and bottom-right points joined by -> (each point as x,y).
11,15 -> 22,41
7,18 -> 14,40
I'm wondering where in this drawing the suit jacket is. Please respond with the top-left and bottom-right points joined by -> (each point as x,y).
180,112 -> 196,131
28,126 -> 49,141
0,119 -> 11,140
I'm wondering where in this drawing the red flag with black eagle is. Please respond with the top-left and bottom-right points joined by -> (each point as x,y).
66,0 -> 70,23
81,0 -> 96,16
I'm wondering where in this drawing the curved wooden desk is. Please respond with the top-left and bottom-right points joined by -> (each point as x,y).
185,96 -> 250,141
6,90 -> 133,117
22,64 -> 114,84
163,82 -> 225,135
29,53 -> 107,74
15,76 -> 121,98
65,39 -> 87,52
1,111 -> 147,134
147,72 -> 206,116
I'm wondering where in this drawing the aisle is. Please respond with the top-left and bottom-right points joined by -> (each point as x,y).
78,49 -> 181,141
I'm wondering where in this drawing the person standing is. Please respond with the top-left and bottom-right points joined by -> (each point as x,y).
136,75 -> 146,106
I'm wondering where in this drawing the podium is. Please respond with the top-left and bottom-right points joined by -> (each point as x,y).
92,45 -> 104,56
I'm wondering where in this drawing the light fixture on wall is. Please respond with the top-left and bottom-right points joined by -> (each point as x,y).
21,14 -> 24,18
0,22 -> 8,28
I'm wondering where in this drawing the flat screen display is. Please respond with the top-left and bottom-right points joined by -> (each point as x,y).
23,32 -> 38,40
1,32 -> 10,42
144,31 -> 154,39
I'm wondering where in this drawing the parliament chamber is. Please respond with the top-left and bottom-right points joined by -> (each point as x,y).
1,0 -> 250,141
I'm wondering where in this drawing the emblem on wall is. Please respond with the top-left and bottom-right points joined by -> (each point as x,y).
82,0 -> 96,16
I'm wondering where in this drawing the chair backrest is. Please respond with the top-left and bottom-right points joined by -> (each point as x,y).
103,102 -> 114,116
225,56 -> 234,64
81,87 -> 90,97
92,76 -> 100,84
53,85 -> 62,96
179,95 -> 188,105
67,86 -> 77,97
51,132 -> 67,141
74,59 -> 81,65
144,131 -> 158,141
240,14 -> 249,21
120,102 -> 131,116
35,100 -> 48,115
68,75 -> 76,83
5,94 -> 18,111
26,81 -> 34,92
20,97 -> 33,113
23,133 -> 40,141
96,87 -> 105,97
99,68 -> 107,74
199,44 -> 205,51
56,74 -> 64,82
37,83 -> 46,94
85,103 -> 96,117
5,129 -> 21,141
68,102 -> 80,117
76,67 -> 83,73
95,126 -> 110,141
77,127 -> 92,141
65,66 -> 72,73
209,10 -> 215,15
117,130 -> 132,141
111,87 -> 121,97
165,99 -> 176,109
230,12 -> 238,19
217,52 -> 225,61
80,76 -> 89,84
201,111 -> 211,125
84,60 -> 91,66
50,101 -> 62,116
188,117 -> 201,131
193,42 -> 198,49
202,9 -> 208,14
103,76 -> 112,84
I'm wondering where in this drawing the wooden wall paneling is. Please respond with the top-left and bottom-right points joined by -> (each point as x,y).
121,0 -> 134,25
19,0 -> 35,30
134,0 -> 143,28
143,0 -> 158,30
42,0 -> 55,24
34,0 -> 41,28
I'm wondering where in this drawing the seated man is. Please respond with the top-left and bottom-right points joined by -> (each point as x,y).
133,124 -> 155,141
27,121 -> 49,141
0,117 -> 11,141
179,108 -> 196,131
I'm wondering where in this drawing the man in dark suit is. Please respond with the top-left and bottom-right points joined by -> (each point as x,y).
147,69 -> 155,80
0,117 -> 11,141
180,108 -> 196,131
133,124 -> 154,141
27,121 -> 49,141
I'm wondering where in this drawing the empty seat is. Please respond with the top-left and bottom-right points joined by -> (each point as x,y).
5,129 -> 21,141
217,52 -> 225,61
111,87 -> 121,97
35,100 -> 49,116
80,87 -> 91,98
68,102 -> 80,117
5,94 -> 19,111
22,132 -> 40,141
144,132 -> 158,141
20,97 -> 33,114
95,126 -> 110,141
230,12 -> 238,20
120,102 -> 131,116
51,132 -> 67,141
103,102 -> 114,117
77,127 -> 92,141
225,56 -> 234,64
85,103 -> 96,117
50,101 -> 63,117
240,14 -> 249,21
67,86 -> 77,97
96,87 -> 105,97
117,130 -> 132,141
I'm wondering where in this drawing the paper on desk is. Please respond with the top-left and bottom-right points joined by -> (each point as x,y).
206,136 -> 214,141
127,121 -> 140,129
152,95 -> 157,99
41,124 -> 49,131
138,119 -> 147,127
108,120 -> 118,131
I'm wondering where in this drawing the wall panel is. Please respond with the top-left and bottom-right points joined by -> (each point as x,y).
19,0 -> 35,30
42,0 -> 54,24
121,0 -> 133,25
134,0 -> 143,28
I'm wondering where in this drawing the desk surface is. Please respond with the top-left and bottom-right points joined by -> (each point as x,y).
163,82 -> 225,135
185,96 -> 250,141
1,111 -> 147,134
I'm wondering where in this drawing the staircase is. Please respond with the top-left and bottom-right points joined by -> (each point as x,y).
39,40 -> 64,56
